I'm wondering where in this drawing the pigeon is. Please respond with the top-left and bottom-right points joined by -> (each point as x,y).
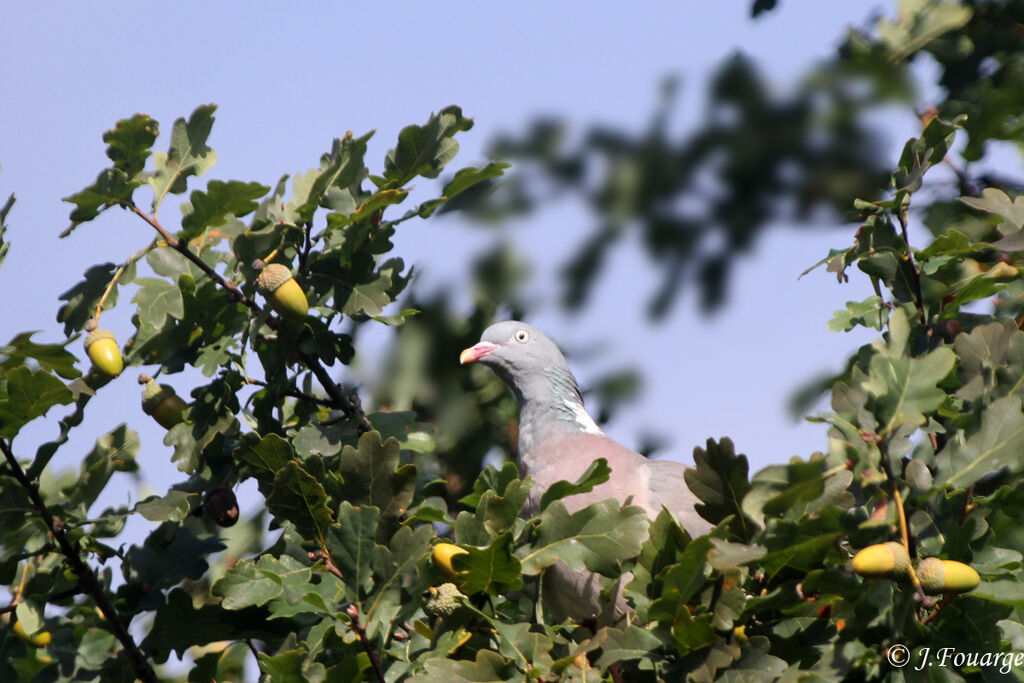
460,320 -> 711,622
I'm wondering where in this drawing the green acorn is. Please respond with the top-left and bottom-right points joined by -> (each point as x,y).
852,542 -> 911,579
256,263 -> 308,321
84,329 -> 123,377
141,379 -> 188,429
916,557 -> 980,595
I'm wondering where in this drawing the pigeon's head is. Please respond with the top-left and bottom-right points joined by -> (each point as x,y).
459,321 -> 569,387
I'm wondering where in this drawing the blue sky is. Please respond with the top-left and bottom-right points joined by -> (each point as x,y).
0,3 -> 905,527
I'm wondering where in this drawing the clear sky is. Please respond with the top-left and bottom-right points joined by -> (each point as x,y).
1,3 -> 900,530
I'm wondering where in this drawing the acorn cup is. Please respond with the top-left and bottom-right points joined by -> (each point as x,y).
852,542 -> 911,579
84,328 -> 123,377
141,379 -> 188,430
916,557 -> 981,595
255,263 -> 308,321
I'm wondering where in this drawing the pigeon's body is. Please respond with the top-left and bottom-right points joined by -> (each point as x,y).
461,321 -> 711,621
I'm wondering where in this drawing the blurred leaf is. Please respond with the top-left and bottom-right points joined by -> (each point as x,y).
707,538 -> 766,572
258,649 -> 326,683
960,187 -> 1024,232
0,332 -> 80,380
150,104 -> 218,209
876,1 -> 972,62
0,192 -> 12,268
134,490 -> 194,522
0,366 -> 74,439
65,424 -> 140,509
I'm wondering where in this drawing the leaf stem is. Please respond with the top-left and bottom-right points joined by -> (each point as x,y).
0,438 -> 159,683
345,603 -> 386,683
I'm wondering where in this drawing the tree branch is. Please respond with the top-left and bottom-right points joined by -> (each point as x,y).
0,439 -> 158,683
299,351 -> 373,434
346,603 -> 386,683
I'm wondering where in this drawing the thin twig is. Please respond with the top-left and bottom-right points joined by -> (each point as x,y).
346,603 -> 386,683
130,206 -> 255,309
245,377 -> 334,407
131,206 -> 373,433
299,351 -> 373,434
896,209 -> 926,315
0,439 -> 158,683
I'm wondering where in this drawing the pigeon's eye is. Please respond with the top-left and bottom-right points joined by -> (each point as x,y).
514,329 -> 530,343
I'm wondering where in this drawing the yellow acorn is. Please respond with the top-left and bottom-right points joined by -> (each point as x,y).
84,328 -> 123,377
13,620 -> 51,647
141,379 -> 188,429
852,542 -> 911,579
256,263 -> 308,321
432,543 -> 469,580
916,557 -> 980,595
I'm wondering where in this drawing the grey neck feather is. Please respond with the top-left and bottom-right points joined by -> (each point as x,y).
512,365 -> 602,472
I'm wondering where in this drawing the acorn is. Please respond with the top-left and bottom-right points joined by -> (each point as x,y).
84,328 -> 123,377
256,263 -> 308,321
916,557 -> 980,595
141,379 -> 188,429
432,543 -> 469,580
852,542 -> 911,579
203,488 -> 239,527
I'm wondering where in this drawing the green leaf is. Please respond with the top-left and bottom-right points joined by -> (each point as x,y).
134,490 -> 194,522
267,461 -> 333,545
368,410 -> 435,453
520,499 -> 649,576
180,180 -> 269,241
891,115 -> 964,197
337,430 -> 416,517
104,113 -> 159,179
579,624 -> 666,668
234,432 -> 294,490
382,106 -> 473,187
937,395 -> 1024,488
452,532 -> 522,595
132,277 -> 186,329
0,366 -> 74,439
828,296 -> 889,332
258,649 -> 326,683
292,132 -> 372,224
149,104 -> 218,210
411,649 -> 517,683
971,580 -> 1024,610
685,437 -> 753,539
955,320 -> 1015,401
0,192 -> 13,268
65,424 -> 140,509
326,503 -> 379,603
863,345 -> 955,432
62,168 -> 135,233
538,457 -> 611,512
0,331 -> 80,380
707,538 -> 767,572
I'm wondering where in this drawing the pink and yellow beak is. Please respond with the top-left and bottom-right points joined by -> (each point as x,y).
460,341 -> 498,364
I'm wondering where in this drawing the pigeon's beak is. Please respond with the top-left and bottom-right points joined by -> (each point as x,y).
460,341 -> 498,364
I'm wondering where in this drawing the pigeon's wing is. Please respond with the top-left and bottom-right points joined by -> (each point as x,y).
645,459 -> 713,536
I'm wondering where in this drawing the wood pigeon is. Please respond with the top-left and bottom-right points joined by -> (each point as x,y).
461,321 -> 711,622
